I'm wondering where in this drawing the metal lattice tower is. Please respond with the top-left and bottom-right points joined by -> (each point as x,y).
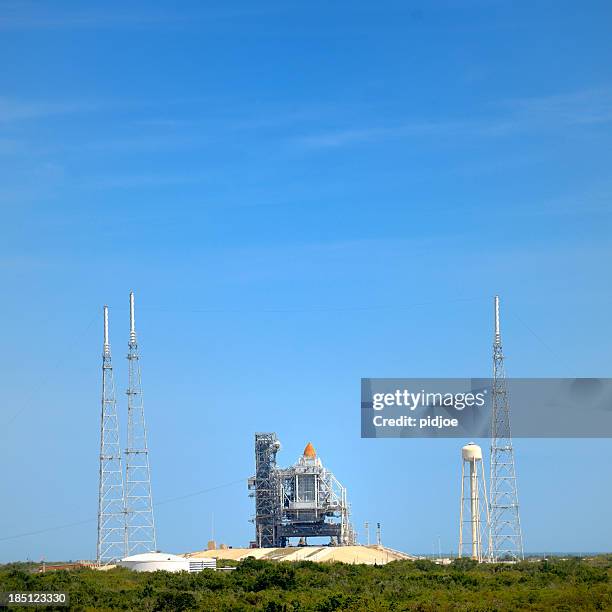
97,306 -> 126,565
124,291 -> 157,555
488,295 -> 524,561
250,433 -> 281,547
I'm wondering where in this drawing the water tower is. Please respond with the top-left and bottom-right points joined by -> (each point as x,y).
459,442 -> 489,562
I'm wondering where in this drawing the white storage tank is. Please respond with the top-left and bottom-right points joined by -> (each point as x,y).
461,442 -> 482,461
119,552 -> 190,573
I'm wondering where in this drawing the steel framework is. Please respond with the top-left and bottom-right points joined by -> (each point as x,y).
249,433 -> 281,547
277,456 -> 354,545
97,306 -> 126,564
124,291 -> 157,555
488,295 -> 524,561
248,434 -> 355,547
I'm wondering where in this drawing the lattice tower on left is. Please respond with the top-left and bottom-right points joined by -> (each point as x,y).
97,305 -> 127,565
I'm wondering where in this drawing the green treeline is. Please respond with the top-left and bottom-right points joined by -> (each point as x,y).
1,556 -> 610,611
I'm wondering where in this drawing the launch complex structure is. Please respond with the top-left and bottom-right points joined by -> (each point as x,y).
96,292 -> 522,564
248,435 -> 356,548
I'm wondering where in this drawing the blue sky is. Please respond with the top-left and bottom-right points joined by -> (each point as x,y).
1,0 -> 611,561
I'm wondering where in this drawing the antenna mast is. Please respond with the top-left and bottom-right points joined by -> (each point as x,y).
125,291 -> 157,555
488,296 -> 524,561
97,306 -> 126,564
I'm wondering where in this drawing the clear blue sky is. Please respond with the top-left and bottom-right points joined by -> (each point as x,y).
1,1 -> 611,561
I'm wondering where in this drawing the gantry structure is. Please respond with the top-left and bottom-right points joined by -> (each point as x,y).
249,434 -> 355,547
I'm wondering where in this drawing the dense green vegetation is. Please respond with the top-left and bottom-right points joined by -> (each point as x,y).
1,556 -> 610,611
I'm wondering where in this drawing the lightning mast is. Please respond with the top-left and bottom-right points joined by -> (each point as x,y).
97,306 -> 126,564
488,296 -> 524,561
124,291 -> 157,555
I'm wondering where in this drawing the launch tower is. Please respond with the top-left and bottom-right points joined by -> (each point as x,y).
249,434 -> 355,547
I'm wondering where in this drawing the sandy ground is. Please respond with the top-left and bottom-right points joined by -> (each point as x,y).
184,545 -> 416,565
